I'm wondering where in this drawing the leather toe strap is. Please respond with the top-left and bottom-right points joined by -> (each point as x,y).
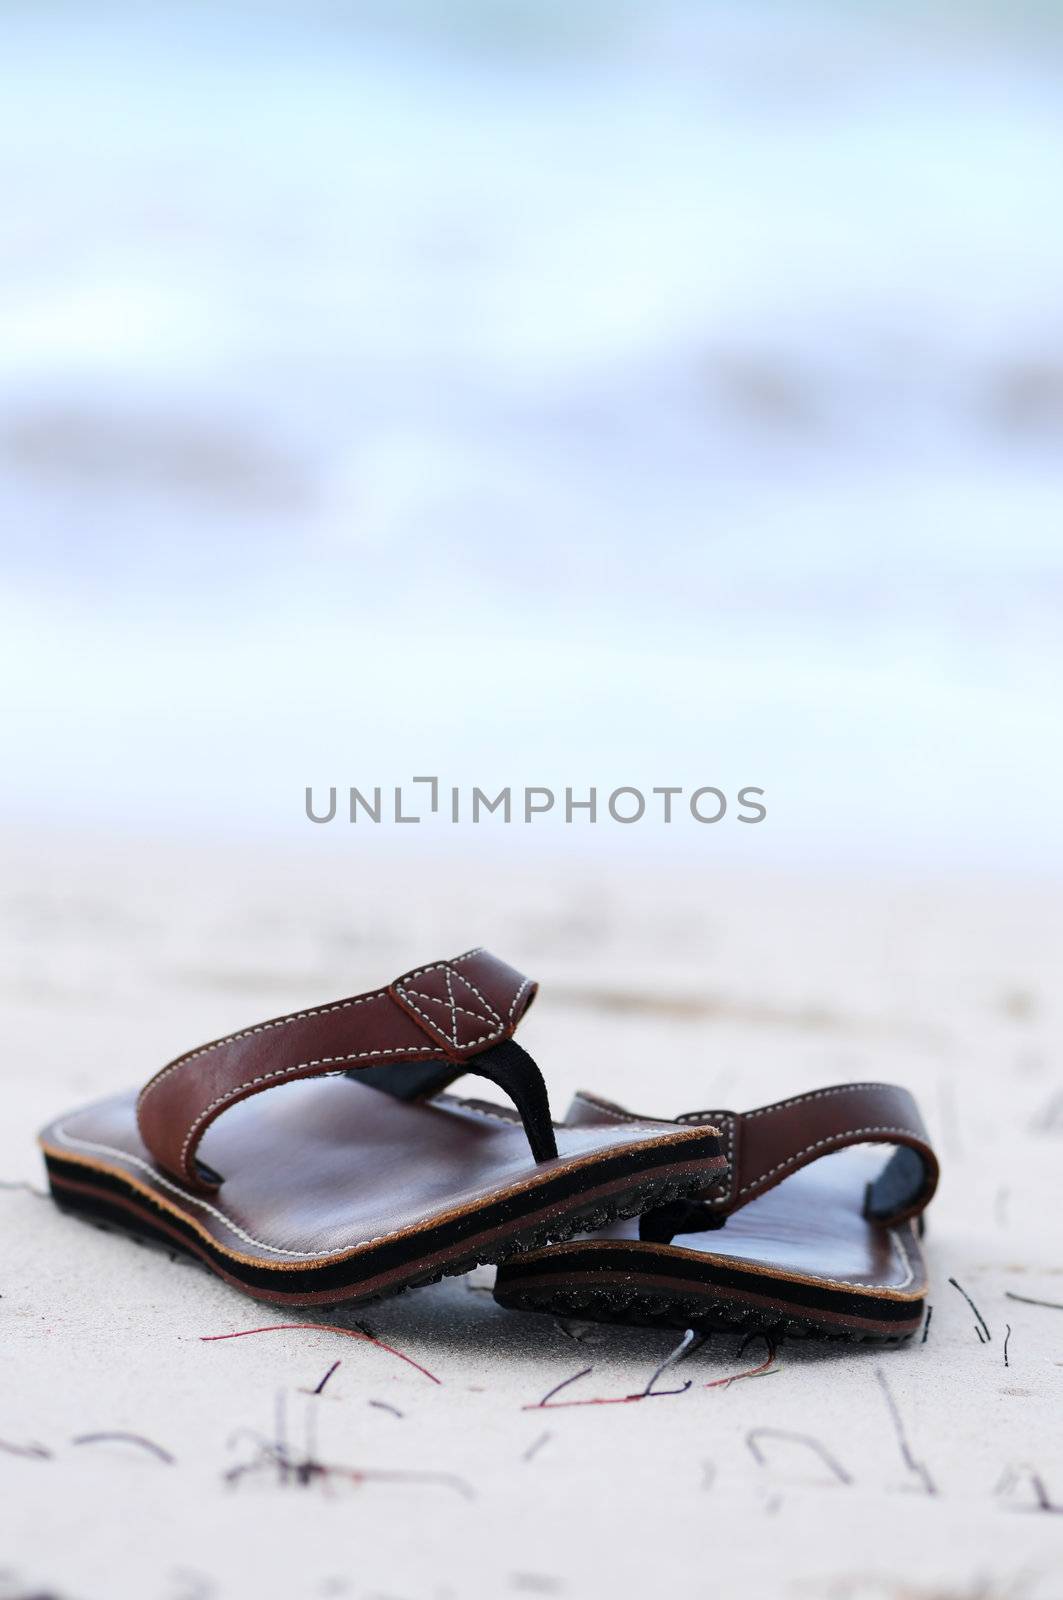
568,1082 -> 938,1241
137,948 -> 544,1191
672,1082 -> 938,1226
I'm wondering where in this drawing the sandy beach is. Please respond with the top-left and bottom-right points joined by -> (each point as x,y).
2,832 -> 1060,1600
3,4 -> 1062,1594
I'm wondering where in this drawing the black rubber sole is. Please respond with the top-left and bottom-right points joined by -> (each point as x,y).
44,1140 -> 721,1310
493,1253 -> 924,1344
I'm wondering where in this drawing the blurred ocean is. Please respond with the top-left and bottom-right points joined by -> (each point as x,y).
1,1 -> 1061,867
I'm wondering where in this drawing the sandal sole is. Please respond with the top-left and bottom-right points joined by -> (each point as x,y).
43,1136 -> 723,1309
493,1249 -> 925,1344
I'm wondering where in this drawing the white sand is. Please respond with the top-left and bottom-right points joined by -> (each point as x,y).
2,835 -> 1061,1600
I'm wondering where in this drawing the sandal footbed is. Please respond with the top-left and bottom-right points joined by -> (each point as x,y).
41,1077 -> 726,1307
493,1149 -> 928,1341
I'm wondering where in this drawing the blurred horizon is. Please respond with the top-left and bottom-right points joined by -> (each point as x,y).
2,0 -> 1062,869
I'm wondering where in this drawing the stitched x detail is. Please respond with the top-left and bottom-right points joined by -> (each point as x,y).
395,964 -> 503,1051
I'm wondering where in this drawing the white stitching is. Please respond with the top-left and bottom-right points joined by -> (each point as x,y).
402,990 -> 497,1026
563,1094 -> 919,1290
733,1125 -> 920,1198
181,951 -> 520,1170
508,977 -> 532,1020
136,946 -> 488,1112
576,1099 -> 637,1123
444,966 -> 458,1046
55,1123 -> 375,1259
393,983 -> 504,1052
576,1091 -> 924,1209
178,1046 -> 443,1170
398,961 -> 503,1035
589,1091 -> 924,1211
696,1224 -> 917,1293
136,990 -> 389,1107
448,966 -> 502,1026
397,949 -> 486,985
572,1094 -> 732,1198
688,1086 -> 922,1206
50,1107 -> 724,1272
678,1111 -> 734,1199
886,1225 -> 915,1290
139,948 -> 532,1173
434,1094 -> 521,1128
743,1084 -> 906,1120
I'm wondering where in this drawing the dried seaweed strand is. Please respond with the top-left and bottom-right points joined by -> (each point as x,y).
525,1389 -> 687,1411
640,1328 -> 699,1397
746,1427 -> 852,1486
948,1277 -> 991,1341
1026,1470 -> 1062,1514
1005,1290 -> 1063,1312
523,1362 -> 692,1412
921,1304 -> 933,1344
527,1366 -> 592,1408
704,1338 -> 777,1390
72,1432 -> 174,1464
995,1464 -> 1063,1515
226,1443 -> 473,1498
0,1437 -> 51,1460
875,1367 -> 936,1496
368,1400 -> 404,1418
200,1323 -> 441,1384
1003,1324 -> 1012,1367
312,1360 -> 340,1395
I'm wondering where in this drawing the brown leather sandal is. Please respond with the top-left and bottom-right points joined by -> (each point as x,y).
493,1083 -> 939,1342
38,950 -> 727,1308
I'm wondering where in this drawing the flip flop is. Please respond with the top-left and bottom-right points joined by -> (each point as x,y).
39,949 -> 727,1308
494,1083 -> 939,1342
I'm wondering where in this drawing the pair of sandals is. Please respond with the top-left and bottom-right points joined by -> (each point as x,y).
40,948 -> 939,1342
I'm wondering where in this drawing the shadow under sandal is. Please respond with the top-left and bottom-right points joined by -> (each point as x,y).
39,949 -> 727,1308
493,1083 -> 939,1342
